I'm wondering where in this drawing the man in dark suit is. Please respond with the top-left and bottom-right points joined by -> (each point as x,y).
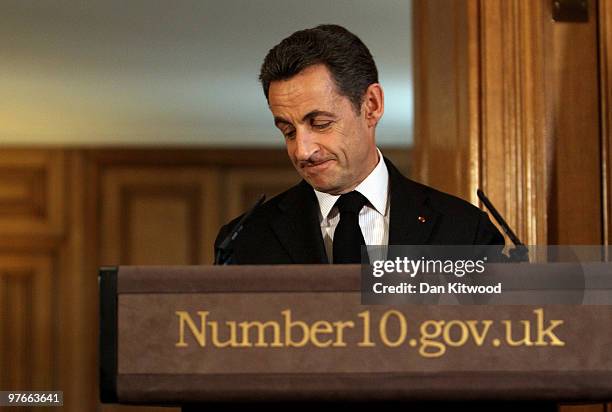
215,24 -> 503,264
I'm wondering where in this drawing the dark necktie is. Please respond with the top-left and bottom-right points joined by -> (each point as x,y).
333,191 -> 368,264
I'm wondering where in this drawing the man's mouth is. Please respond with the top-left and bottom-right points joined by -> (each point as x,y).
303,159 -> 333,172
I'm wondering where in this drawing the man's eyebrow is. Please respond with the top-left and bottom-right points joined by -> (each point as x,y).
274,116 -> 291,127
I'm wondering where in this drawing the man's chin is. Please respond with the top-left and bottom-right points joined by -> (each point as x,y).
304,177 -> 334,193
299,168 -> 346,194
306,179 -> 344,195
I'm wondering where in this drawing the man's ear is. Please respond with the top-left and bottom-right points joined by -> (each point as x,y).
362,83 -> 384,128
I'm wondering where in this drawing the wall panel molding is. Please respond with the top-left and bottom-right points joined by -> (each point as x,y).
0,150 -> 65,237
100,168 -> 220,265
413,0 -> 478,202
0,253 -> 54,390
478,0 -> 551,245
600,0 -> 612,247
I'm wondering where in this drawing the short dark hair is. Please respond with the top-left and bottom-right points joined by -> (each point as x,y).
259,24 -> 378,113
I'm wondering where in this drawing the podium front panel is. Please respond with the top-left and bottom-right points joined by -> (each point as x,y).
99,265 -> 612,404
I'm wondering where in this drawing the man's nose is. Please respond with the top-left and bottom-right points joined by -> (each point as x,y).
293,129 -> 318,161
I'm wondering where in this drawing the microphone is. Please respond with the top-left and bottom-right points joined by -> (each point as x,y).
215,194 -> 266,265
477,189 -> 529,262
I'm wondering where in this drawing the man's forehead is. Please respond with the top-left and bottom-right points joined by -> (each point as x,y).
268,67 -> 344,118
269,77 -> 335,103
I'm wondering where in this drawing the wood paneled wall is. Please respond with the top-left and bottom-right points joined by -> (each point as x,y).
0,147 -> 410,412
413,0 -> 603,246
413,0 -> 610,411
412,0 -> 479,204
0,151 -> 62,394
600,0 -> 612,246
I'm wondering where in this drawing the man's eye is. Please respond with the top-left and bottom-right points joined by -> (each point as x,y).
283,130 -> 296,139
312,121 -> 332,130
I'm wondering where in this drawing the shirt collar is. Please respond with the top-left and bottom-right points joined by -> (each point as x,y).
314,148 -> 389,220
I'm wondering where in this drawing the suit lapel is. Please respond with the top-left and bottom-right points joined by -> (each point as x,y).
270,180 -> 328,263
386,159 -> 440,245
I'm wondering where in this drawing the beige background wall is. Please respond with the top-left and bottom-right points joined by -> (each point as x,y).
0,0 -> 413,147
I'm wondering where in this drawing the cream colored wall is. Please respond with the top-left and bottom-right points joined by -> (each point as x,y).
0,0 -> 413,147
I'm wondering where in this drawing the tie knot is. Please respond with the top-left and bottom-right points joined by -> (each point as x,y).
335,191 -> 368,214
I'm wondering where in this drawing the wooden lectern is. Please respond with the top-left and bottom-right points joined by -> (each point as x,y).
100,265 -> 612,411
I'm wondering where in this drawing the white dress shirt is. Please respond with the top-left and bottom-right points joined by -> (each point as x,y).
314,148 -> 390,263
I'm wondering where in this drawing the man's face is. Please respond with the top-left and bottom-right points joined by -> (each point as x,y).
268,64 -> 379,195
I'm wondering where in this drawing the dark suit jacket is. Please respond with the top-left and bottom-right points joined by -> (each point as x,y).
214,159 -> 504,264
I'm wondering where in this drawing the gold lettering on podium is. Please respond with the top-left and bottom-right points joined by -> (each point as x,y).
173,308 -> 566,356
175,311 -> 208,347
